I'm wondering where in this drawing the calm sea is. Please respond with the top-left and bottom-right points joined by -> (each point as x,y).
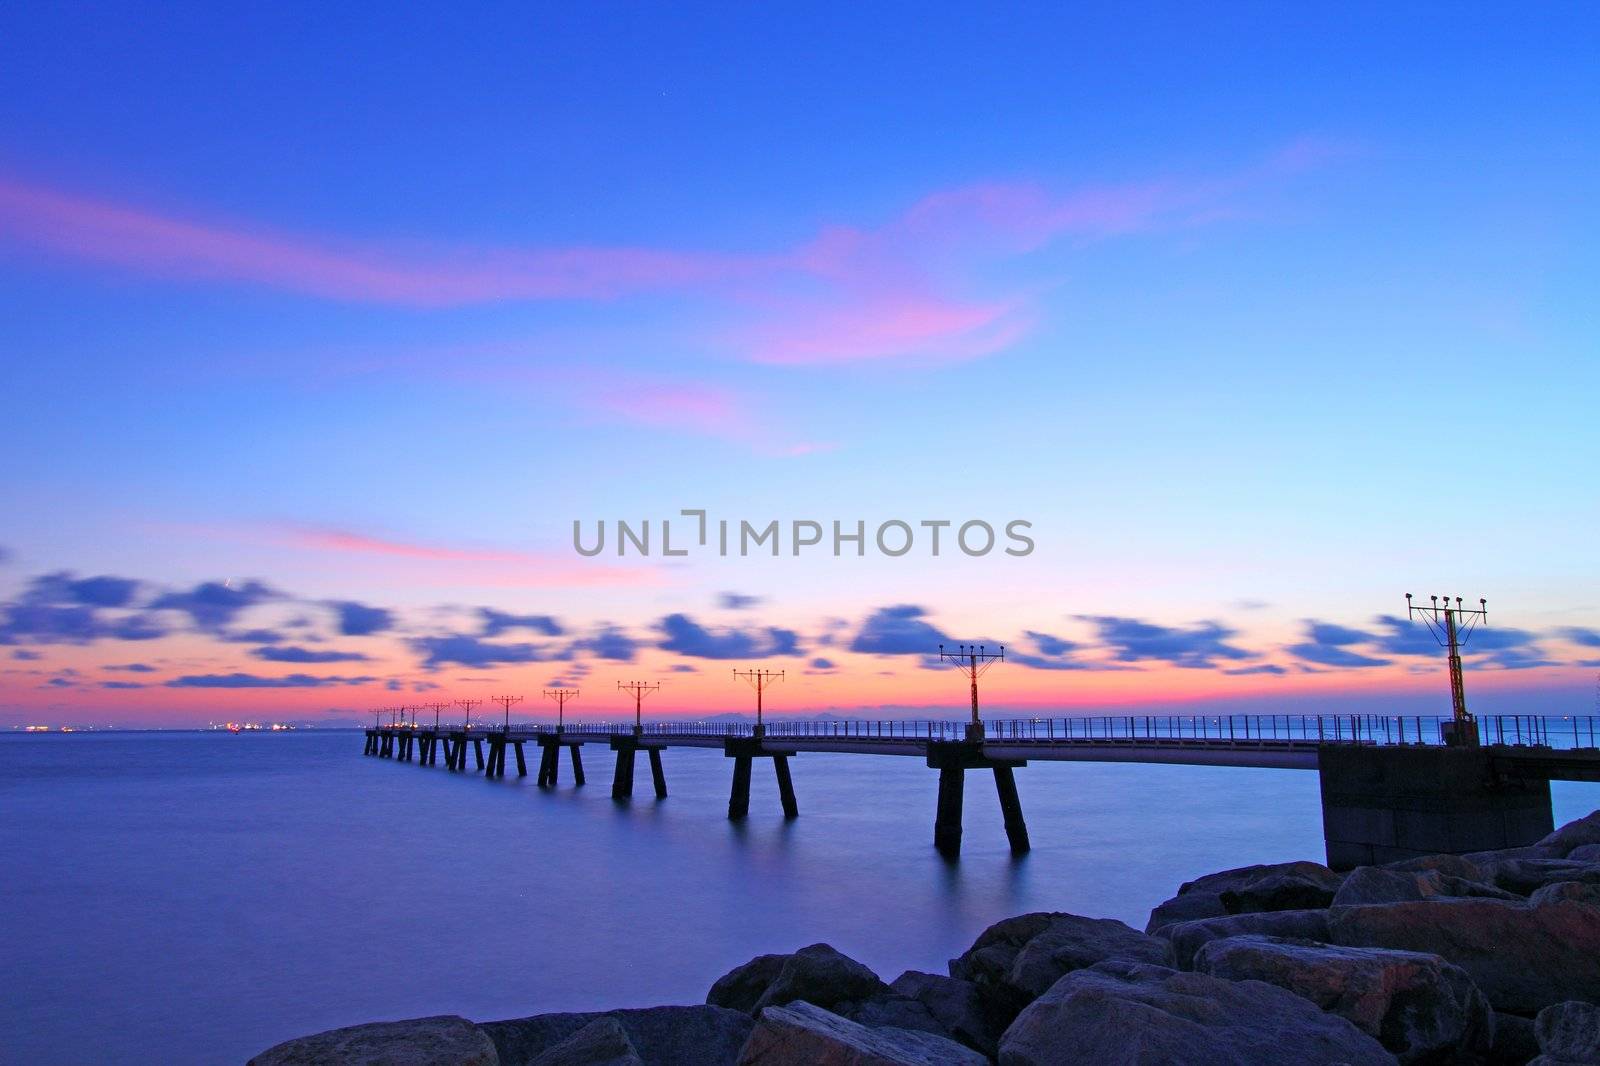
4,730 -> 1596,1065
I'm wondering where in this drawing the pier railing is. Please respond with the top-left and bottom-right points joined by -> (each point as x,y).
461,714 -> 1600,750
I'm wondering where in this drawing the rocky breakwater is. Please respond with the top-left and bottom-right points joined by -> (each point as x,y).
250,811 -> 1600,1065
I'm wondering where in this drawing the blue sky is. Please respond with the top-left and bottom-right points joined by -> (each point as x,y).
1,3 -> 1596,723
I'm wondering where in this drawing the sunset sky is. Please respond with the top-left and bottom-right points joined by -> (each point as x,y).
2,5 -> 1597,726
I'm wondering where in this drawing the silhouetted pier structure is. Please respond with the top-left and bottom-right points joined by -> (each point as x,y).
362,713 -> 1600,862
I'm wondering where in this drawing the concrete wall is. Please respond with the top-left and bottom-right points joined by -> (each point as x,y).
1318,745 -> 1553,869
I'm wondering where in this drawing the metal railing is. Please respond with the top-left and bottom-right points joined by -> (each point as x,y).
371,714 -> 1600,750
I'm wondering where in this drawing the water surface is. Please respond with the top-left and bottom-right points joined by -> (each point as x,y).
5,731 -> 1596,1065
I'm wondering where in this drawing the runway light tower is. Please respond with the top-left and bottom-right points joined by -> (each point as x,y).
544,688 -> 579,732
1406,594 -> 1488,745
617,681 -> 661,735
939,643 -> 1004,741
732,668 -> 784,737
454,697 -> 482,731
491,695 -> 523,733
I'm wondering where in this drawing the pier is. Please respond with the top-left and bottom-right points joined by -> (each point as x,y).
362,713 -> 1600,862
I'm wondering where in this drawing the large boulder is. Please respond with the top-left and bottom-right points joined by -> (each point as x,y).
997,959 -> 1395,1066
1384,854 -> 1485,881
1531,880 -> 1600,907
482,1006 -> 752,1066
1534,1000 -> 1600,1064
949,912 -> 1172,1017
1193,935 -> 1492,1063
1222,872 -> 1341,914
249,1015 -> 499,1066
1460,845 -> 1563,884
1146,862 -> 1342,933
844,994 -> 946,1037
889,971 -> 1004,1057
1490,859 -> 1600,896
1326,898 -> 1600,1013
1489,1011 -> 1540,1066
708,943 -> 890,1016
1333,866 -> 1515,906
528,1018 -> 641,1066
1537,812 -> 1600,858
1571,844 -> 1600,863
736,1001 -> 988,1066
1157,909 -> 1332,970
706,953 -> 788,1014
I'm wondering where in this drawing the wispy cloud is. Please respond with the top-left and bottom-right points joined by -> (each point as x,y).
273,526 -> 662,588
0,143 -> 1334,366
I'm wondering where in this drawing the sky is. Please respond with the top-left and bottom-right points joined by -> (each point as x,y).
1,4 -> 1598,727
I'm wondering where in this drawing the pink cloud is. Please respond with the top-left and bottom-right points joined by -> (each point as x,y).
0,143 -> 1335,364
0,177 -> 762,306
278,526 -> 661,588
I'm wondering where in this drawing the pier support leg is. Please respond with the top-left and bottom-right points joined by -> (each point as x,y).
612,748 -> 636,799
570,746 -> 585,786
513,741 -> 527,778
649,748 -> 667,799
728,755 -> 753,820
993,765 -> 1030,853
444,739 -> 458,771
474,738 -> 485,771
538,745 -> 556,787
934,765 -> 964,855
774,754 -> 798,818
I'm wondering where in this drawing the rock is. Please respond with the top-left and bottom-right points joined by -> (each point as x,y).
1535,1001 -> 1600,1063
482,1006 -> 752,1066
997,959 -> 1395,1066
1146,861 -> 1342,934
528,1018 -> 642,1066
1333,865 -> 1515,906
1222,872 -> 1340,914
1193,935 -> 1492,1063
708,944 -> 890,1017
736,1001 -> 988,1065
1491,859 -> 1600,896
1461,845 -> 1563,883
1538,812 -> 1600,858
1157,909 -> 1332,970
949,912 -> 1172,1017
890,971 -> 1004,1057
1571,844 -> 1600,863
706,953 -> 788,1014
249,1015 -> 499,1066
1531,881 -> 1600,907
844,994 -> 945,1037
1326,899 -> 1600,1014
1384,854 -> 1485,881
1178,860 -> 1343,897
1489,1011 -> 1540,1066
1145,890 -> 1230,933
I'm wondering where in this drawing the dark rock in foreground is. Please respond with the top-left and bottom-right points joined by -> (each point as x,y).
708,943 -> 890,1017
736,1001 -> 987,1065
482,1005 -> 752,1066
888,971 -> 1003,1057
997,958 -> 1396,1066
248,1015 -> 499,1066
1332,865 -> 1515,906
1193,934 -> 1492,1063
1326,898 -> 1600,1014
1145,860 -> 1343,932
1158,908 -> 1332,969
1534,1000 -> 1600,1064
528,1017 -> 641,1066
1537,811 -> 1600,858
948,911 -> 1172,1019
